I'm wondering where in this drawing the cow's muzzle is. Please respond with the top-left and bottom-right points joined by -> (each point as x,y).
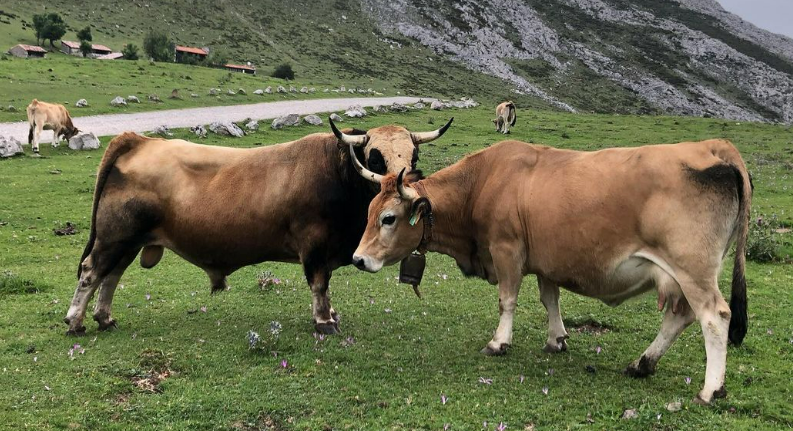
352,254 -> 381,273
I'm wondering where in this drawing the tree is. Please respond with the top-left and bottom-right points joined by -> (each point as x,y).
32,13 -> 67,47
76,26 -> 92,43
122,43 -> 139,60
79,40 -> 92,57
143,30 -> 173,62
204,49 -> 228,67
272,63 -> 295,80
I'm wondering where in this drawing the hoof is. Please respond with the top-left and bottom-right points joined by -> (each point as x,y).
624,355 -> 656,378
331,311 -> 340,323
480,343 -> 510,356
66,326 -> 86,337
315,320 -> 340,335
96,319 -> 118,331
543,336 -> 568,353
692,394 -> 710,406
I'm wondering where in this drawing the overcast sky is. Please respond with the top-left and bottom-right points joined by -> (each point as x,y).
717,0 -> 793,38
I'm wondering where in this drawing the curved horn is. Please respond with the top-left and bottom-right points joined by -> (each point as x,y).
330,117 -> 368,147
349,143 -> 384,184
410,117 -> 454,145
396,168 -> 418,200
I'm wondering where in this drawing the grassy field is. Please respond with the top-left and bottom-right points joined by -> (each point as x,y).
0,106 -> 791,430
0,54 -> 405,123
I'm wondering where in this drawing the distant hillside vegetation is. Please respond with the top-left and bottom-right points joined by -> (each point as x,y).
2,0 -> 791,122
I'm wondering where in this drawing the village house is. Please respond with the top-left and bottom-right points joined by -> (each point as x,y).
8,44 -> 47,58
175,45 -> 208,63
96,52 -> 124,60
225,63 -> 256,75
61,41 -> 114,58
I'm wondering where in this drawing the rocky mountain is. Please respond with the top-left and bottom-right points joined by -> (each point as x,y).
362,0 -> 793,122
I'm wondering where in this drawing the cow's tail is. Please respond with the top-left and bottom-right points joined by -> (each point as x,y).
78,132 -> 141,278
720,142 -> 752,346
507,102 -> 516,126
28,121 -> 34,145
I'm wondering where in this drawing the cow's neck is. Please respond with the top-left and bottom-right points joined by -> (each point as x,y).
417,166 -> 477,267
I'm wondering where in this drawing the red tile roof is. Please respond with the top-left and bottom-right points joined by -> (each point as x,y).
175,45 -> 207,55
15,44 -> 47,53
225,63 -> 256,71
62,40 -> 80,49
91,44 -> 112,52
96,52 -> 124,60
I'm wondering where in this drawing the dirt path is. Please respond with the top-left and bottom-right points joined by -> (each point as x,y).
0,96 -> 428,142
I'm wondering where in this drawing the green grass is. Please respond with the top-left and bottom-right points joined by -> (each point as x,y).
0,107 -> 791,430
0,54 -> 399,123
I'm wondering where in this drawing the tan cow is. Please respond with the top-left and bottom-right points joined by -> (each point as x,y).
492,101 -> 516,134
350,139 -> 751,404
64,119 -> 453,336
26,99 -> 80,154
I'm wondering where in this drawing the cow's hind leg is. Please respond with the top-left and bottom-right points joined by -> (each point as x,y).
625,298 -> 695,377
538,276 -> 568,353
481,244 -> 523,356
93,248 -> 140,330
65,241 -> 130,335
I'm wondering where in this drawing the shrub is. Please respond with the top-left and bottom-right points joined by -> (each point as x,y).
271,63 -> 295,80
746,213 -> 782,263
143,30 -> 173,62
122,43 -> 139,60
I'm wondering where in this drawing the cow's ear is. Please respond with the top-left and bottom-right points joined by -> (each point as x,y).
409,197 -> 431,226
405,170 -> 424,183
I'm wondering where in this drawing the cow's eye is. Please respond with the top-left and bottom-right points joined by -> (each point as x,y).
382,215 -> 396,226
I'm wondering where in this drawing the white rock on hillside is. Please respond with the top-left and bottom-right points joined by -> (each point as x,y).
68,132 -> 101,150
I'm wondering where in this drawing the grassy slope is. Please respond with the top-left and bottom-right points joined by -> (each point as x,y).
0,0 -> 548,122
1,107 -> 791,430
0,54 -> 396,123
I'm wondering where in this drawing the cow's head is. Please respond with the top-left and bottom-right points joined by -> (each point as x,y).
61,126 -> 80,141
330,117 -> 453,176
349,149 -> 430,272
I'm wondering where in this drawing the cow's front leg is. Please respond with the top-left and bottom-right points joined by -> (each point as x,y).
625,297 -> 694,377
305,265 -> 338,335
481,245 -> 523,356
538,276 -> 568,353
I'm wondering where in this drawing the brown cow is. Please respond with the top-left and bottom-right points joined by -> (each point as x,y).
492,101 -> 516,134
26,99 -> 80,154
64,118 -> 453,336
349,139 -> 751,404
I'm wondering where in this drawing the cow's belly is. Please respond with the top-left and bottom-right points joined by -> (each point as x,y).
552,253 -> 679,307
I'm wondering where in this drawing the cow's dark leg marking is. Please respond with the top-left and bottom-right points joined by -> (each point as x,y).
538,276 -> 569,353
304,256 -> 338,334
93,248 -> 140,330
206,270 -> 229,294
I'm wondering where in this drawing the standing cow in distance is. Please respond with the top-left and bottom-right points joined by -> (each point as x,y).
64,118 -> 453,337
349,138 -> 751,405
27,99 -> 80,155
492,101 -> 516,134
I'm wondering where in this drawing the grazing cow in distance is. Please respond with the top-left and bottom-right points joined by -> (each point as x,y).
26,99 -> 80,154
64,118 -> 453,337
349,138 -> 751,404
493,101 -> 516,134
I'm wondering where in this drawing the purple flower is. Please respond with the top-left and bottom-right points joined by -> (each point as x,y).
200,306 -> 207,313
519,374 -> 525,384
596,346 -> 602,354
444,424 -> 450,431
685,376 -> 692,385
145,293 -> 151,301
497,422 -> 507,431
441,394 -> 448,405
478,377 -> 493,385
281,359 -> 288,368
542,386 -> 549,395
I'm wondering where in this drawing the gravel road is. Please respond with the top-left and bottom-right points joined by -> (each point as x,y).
0,96 -> 428,142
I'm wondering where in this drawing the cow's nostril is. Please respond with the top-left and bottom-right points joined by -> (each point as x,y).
352,256 -> 366,269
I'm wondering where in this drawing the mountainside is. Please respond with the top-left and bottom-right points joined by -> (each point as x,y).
2,0 -> 792,122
